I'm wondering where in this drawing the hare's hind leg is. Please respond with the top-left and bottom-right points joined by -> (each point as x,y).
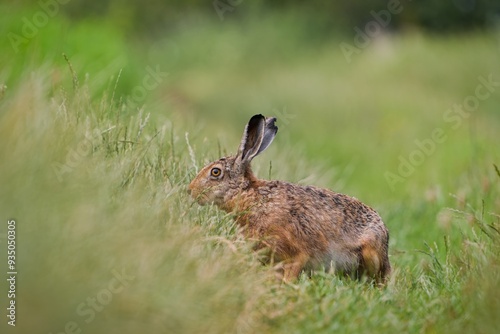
360,245 -> 381,277
282,253 -> 309,283
359,242 -> 391,284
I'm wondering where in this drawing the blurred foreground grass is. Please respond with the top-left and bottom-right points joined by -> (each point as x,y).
1,7 -> 500,334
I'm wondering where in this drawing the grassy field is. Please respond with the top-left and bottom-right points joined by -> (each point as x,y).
1,5 -> 500,334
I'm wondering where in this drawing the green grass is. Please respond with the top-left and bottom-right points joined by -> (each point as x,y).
1,7 -> 500,334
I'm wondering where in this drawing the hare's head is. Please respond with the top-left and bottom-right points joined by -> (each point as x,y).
188,114 -> 278,207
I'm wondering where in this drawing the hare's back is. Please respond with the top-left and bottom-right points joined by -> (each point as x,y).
263,181 -> 382,230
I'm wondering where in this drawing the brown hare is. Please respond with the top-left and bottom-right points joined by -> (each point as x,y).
188,114 -> 391,283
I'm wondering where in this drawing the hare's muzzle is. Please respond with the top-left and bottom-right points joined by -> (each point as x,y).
187,181 -> 196,198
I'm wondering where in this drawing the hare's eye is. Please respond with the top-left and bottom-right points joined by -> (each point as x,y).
210,167 -> 222,178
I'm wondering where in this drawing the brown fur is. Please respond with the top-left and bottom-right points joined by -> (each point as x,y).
188,115 -> 391,283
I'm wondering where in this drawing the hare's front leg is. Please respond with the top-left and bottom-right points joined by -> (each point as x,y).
282,253 -> 309,283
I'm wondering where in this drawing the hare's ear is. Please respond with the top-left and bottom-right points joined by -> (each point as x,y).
256,116 -> 278,156
236,114 -> 278,171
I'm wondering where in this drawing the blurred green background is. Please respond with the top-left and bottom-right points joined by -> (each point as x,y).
1,1 -> 500,333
